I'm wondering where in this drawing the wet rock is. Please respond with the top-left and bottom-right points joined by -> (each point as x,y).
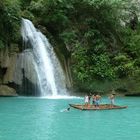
13,49 -> 40,96
14,49 -> 38,85
3,53 -> 18,84
0,47 -> 10,68
0,85 -> 18,96
0,46 -> 40,96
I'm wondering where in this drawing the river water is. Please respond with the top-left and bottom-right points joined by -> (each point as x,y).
0,97 -> 140,140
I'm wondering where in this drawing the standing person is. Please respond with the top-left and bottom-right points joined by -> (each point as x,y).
92,94 -> 96,105
109,94 -> 115,106
95,94 -> 101,109
88,93 -> 92,105
84,94 -> 89,106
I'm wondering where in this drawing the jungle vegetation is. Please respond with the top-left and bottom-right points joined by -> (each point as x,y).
0,0 -> 140,92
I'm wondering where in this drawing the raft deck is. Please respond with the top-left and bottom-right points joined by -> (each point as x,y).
69,104 -> 127,110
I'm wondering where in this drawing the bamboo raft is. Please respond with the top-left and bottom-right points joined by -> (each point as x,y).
69,104 -> 127,110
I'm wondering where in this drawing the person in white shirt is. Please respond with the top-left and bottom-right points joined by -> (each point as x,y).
84,95 -> 89,106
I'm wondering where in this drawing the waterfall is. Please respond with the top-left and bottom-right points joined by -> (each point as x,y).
21,19 -> 67,96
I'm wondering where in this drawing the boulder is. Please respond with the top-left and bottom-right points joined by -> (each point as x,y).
0,85 -> 18,96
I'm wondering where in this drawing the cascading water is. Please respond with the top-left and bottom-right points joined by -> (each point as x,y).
21,18 -> 67,96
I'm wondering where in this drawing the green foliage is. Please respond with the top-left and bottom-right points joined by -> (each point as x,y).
0,0 -> 21,44
123,27 -> 140,58
0,40 -> 5,49
113,54 -> 134,77
21,0 -> 140,91
0,0 -> 140,92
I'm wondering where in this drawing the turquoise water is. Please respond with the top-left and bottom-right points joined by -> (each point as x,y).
0,96 -> 140,140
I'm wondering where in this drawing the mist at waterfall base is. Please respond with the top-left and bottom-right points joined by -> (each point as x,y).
21,19 -> 67,97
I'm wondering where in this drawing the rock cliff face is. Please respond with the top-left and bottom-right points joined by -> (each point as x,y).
0,44 -> 40,96
0,40 -> 73,96
0,44 -> 19,83
14,49 -> 38,85
0,45 -> 19,96
14,49 -> 40,96
62,56 -> 73,89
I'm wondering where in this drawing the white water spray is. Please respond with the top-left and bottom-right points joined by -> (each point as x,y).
21,19 -> 67,96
